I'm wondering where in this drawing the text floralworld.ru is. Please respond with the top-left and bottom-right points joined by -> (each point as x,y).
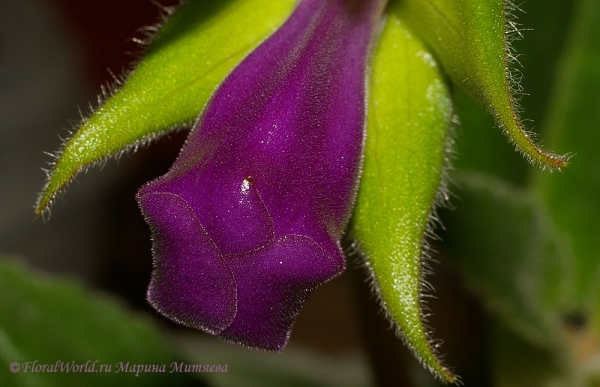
9,360 -> 228,376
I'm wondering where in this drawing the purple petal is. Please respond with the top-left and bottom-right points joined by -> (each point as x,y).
219,235 -> 339,351
137,0 -> 385,350
139,192 -> 236,333
191,174 -> 274,255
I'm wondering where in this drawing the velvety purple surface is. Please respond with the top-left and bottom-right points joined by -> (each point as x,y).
137,0 -> 384,351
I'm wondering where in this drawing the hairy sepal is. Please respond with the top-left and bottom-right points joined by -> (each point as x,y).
36,0 -> 296,214
398,0 -> 569,170
353,6 -> 456,383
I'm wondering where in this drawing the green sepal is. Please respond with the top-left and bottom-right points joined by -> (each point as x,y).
36,0 -> 295,214
398,0 -> 569,170
352,6 -> 455,383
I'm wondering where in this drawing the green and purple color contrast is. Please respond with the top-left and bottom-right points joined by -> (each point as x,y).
137,0 -> 385,351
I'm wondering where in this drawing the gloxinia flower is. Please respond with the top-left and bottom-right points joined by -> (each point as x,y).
136,0 -> 386,351
36,0 -> 571,383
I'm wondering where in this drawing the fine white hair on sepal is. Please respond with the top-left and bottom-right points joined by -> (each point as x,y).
499,0 -> 571,171
36,121 -> 193,220
35,1 -> 192,218
348,111 -> 460,384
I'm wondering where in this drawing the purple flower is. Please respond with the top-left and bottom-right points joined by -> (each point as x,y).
136,0 -> 385,350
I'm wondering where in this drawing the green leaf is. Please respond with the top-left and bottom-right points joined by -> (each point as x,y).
398,0 -> 568,170
0,259 -> 198,387
352,6 -> 455,383
443,172 -> 575,347
490,322 -> 565,387
535,0 -> 600,304
36,0 -> 295,214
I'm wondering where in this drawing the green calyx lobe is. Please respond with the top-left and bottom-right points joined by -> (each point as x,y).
35,0 -> 295,214
398,0 -> 569,170
353,4 -> 455,383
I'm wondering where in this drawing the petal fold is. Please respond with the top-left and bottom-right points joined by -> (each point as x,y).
220,235 -> 339,351
139,192 -> 236,334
